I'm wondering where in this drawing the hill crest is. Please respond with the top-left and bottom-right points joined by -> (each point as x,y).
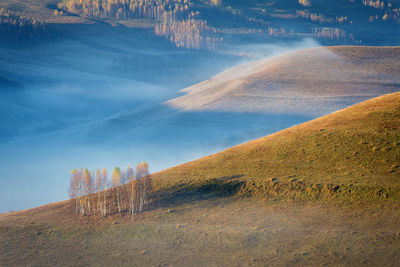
166,46 -> 400,116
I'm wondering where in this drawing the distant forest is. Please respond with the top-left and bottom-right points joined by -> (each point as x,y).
59,0 -> 222,49
0,0 -> 398,48
57,0 -> 400,47
0,8 -> 56,46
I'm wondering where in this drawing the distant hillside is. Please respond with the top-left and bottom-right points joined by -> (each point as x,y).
167,46 -> 400,116
158,92 -> 400,200
1,0 -> 400,48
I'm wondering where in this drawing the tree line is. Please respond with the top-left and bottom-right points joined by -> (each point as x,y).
59,0 -> 196,20
59,0 -> 221,50
312,27 -> 353,41
0,8 -> 54,47
154,15 -> 221,50
296,10 -> 349,24
69,162 -> 152,220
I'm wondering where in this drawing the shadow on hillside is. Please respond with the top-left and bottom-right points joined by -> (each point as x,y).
152,175 -> 245,209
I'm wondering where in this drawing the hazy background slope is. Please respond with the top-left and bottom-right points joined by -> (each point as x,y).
2,45 -> 399,212
167,46 -> 400,116
0,23 -> 242,140
2,0 -> 400,46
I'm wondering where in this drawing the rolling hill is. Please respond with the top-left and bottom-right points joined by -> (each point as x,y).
1,92 -> 400,266
158,91 -> 400,199
70,46 -> 400,158
167,46 -> 400,116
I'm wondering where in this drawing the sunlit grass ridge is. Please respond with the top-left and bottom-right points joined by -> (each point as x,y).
154,92 -> 400,201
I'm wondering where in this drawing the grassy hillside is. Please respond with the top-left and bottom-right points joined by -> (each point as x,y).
159,92 -> 400,201
168,46 -> 400,116
1,92 -> 400,266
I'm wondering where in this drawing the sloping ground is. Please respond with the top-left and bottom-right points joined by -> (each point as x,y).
1,93 -> 400,266
157,92 -> 400,200
167,46 -> 400,116
2,198 -> 400,266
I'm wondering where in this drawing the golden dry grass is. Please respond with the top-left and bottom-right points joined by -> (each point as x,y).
2,198 -> 400,266
156,92 -> 400,200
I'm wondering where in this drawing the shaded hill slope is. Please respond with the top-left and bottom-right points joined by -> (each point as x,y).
157,92 -> 400,200
167,46 -> 400,116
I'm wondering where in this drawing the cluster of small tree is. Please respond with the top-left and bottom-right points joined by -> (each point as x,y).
369,12 -> 399,21
211,0 -> 222,6
296,10 -> 349,24
59,0 -> 193,20
298,0 -> 312,7
0,9 -> 51,46
266,26 -> 287,36
362,0 -> 400,21
69,162 -> 152,220
312,27 -> 353,40
69,168 -> 107,216
155,15 -> 220,49
54,9 -> 64,17
363,0 -> 386,9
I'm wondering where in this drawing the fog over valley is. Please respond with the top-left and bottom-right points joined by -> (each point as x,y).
0,0 -> 399,213
0,23 -> 324,212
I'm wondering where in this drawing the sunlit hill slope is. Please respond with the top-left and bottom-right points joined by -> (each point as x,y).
167,46 -> 400,116
159,92 -> 400,200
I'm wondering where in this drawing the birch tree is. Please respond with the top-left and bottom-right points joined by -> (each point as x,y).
126,166 -> 138,219
120,170 -> 128,211
69,169 -> 86,215
136,162 -> 151,212
83,168 -> 93,213
95,169 -> 102,215
112,167 -> 122,213
69,169 -> 79,214
101,168 -> 108,217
